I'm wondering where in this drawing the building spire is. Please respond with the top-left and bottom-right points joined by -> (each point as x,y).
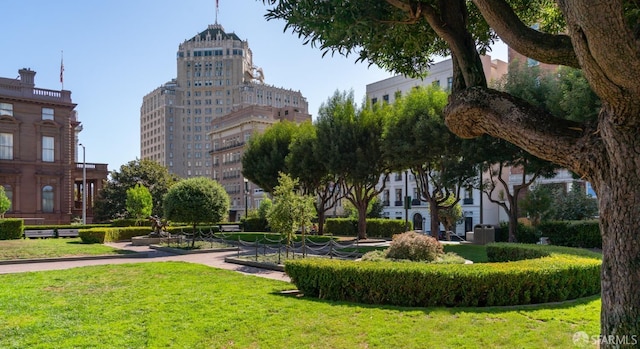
215,0 -> 219,24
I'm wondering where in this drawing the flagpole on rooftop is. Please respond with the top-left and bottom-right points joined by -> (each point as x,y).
60,50 -> 64,90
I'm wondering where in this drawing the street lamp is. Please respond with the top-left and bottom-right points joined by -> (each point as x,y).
244,178 -> 249,219
79,143 -> 86,225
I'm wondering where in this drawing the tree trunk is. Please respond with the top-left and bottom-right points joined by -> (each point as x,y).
507,208 -> 518,243
428,198 -> 441,239
357,202 -> 368,240
317,209 -> 325,236
595,125 -> 640,346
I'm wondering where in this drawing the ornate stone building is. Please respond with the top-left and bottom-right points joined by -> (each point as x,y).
0,68 -> 107,224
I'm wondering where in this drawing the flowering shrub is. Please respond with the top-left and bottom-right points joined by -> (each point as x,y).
386,231 -> 444,262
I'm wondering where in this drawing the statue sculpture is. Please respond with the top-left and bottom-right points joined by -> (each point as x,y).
148,215 -> 169,237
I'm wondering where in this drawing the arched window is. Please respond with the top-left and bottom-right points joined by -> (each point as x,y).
42,185 -> 54,213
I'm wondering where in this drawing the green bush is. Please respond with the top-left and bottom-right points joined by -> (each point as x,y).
366,219 -> 411,238
285,244 -> 601,307
325,218 -> 357,236
325,218 -> 409,238
386,231 -> 443,262
498,221 -> 540,243
242,217 -> 269,232
111,219 -> 151,227
0,219 -> 24,240
538,220 -> 601,249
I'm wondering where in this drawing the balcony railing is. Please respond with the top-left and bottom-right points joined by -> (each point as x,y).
411,199 -> 422,206
394,200 -> 403,207
382,200 -> 390,206
463,198 -> 474,205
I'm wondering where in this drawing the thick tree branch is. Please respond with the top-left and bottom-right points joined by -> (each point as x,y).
472,0 -> 579,68
445,87 -> 602,178
558,0 -> 640,114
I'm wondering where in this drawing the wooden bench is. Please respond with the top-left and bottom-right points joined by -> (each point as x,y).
219,224 -> 242,232
24,229 -> 56,238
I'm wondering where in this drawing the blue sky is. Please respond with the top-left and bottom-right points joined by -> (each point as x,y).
1,0 -> 506,171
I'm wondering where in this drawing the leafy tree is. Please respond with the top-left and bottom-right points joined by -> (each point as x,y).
257,198 -> 272,220
125,184 -> 153,224
242,121 -> 300,194
93,159 -> 179,221
384,86 -> 477,238
286,121 -> 341,235
552,182 -> 599,221
261,1 -> 640,337
0,187 -> 11,218
438,196 -> 463,234
164,177 -> 229,247
520,185 -> 556,226
316,90 -> 389,239
266,173 -> 316,255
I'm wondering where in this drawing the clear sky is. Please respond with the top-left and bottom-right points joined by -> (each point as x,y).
1,0 -> 506,171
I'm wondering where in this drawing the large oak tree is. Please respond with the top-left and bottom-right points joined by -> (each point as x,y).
262,0 -> 640,342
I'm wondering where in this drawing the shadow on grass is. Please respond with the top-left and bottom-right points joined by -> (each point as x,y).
272,289 -> 601,316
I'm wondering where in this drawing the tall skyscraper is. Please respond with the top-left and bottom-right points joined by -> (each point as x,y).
141,23 -> 309,178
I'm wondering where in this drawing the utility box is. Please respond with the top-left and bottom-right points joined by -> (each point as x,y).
473,224 -> 495,245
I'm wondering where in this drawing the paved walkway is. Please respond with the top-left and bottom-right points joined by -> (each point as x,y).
0,242 -> 291,282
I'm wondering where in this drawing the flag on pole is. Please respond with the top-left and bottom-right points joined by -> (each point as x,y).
60,51 -> 64,86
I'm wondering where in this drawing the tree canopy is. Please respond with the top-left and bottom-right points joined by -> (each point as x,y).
93,159 -> 179,221
261,0 -> 640,340
316,90 -> 389,239
241,120 -> 300,194
384,86 -> 476,237
125,184 -> 153,224
0,187 -> 11,218
163,177 -> 229,247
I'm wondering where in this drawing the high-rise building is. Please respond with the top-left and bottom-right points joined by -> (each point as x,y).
0,68 -> 108,224
141,23 -> 309,178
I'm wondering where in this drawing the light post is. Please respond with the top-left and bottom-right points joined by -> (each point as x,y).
79,143 -> 86,225
244,178 -> 249,219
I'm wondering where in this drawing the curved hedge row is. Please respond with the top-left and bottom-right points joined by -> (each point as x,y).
284,243 -> 601,307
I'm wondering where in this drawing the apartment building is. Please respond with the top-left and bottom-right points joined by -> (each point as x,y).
0,68 -> 107,224
209,104 -> 310,220
366,55 -> 507,236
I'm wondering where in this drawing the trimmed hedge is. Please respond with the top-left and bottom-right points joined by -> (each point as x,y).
538,220 -> 601,249
325,218 -> 410,238
78,225 -> 221,243
285,243 -> 601,307
0,219 -> 24,240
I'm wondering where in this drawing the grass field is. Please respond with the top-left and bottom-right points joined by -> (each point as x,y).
0,262 -> 600,348
0,238 -> 133,260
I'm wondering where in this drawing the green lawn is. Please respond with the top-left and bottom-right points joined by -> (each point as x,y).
443,243 -> 490,263
0,262 -> 600,348
0,238 -> 132,260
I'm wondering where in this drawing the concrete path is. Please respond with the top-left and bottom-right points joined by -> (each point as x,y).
0,242 -> 291,282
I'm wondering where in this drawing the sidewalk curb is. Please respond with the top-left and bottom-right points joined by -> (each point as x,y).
224,257 -> 285,272
0,252 -> 149,266
149,245 -> 238,255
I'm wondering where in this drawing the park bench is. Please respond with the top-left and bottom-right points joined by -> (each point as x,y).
57,228 -> 79,237
219,224 -> 242,232
24,229 -> 56,238
24,228 -> 79,238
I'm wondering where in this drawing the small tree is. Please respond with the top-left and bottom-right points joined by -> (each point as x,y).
164,177 -> 229,247
267,173 -> 316,256
521,185 -> 555,226
257,198 -> 272,220
438,196 -> 463,236
125,184 -> 153,224
0,187 -> 11,219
